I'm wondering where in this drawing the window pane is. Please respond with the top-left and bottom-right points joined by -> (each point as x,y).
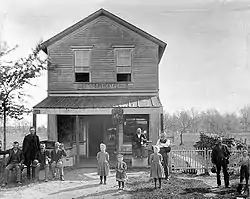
75,50 -> 90,67
75,72 -> 90,82
117,74 -> 131,82
117,49 -> 131,66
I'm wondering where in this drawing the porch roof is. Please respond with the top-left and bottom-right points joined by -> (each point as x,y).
33,96 -> 162,109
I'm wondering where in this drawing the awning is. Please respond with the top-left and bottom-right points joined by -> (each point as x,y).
33,96 -> 162,109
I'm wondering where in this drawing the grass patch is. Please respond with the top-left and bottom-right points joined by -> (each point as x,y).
127,174 -> 241,199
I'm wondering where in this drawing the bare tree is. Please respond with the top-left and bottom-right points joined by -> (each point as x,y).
240,105 -> 250,135
0,41 -> 47,151
174,109 -> 199,145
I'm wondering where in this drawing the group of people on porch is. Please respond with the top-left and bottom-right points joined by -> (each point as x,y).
0,127 -> 66,186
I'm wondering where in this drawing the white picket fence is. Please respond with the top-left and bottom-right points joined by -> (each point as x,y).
169,149 -> 243,174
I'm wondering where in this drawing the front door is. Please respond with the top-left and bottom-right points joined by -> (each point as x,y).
88,116 -> 104,157
79,116 -> 88,157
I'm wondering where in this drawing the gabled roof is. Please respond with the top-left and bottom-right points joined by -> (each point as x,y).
41,8 -> 167,62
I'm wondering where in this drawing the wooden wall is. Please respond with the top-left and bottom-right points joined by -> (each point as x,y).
48,16 -> 159,93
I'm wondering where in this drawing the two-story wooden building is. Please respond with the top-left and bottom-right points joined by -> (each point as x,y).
33,8 -> 166,166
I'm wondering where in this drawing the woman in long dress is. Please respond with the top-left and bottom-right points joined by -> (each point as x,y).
156,132 -> 171,180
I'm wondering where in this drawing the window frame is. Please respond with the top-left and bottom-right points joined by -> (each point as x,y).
71,46 -> 93,83
116,49 -> 132,67
113,46 -> 134,83
123,114 -> 149,144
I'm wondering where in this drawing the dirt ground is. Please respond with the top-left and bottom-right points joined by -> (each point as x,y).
0,168 -> 149,199
0,168 -> 242,199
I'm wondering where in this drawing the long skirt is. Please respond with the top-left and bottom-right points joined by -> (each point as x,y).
97,161 -> 110,176
150,162 -> 165,179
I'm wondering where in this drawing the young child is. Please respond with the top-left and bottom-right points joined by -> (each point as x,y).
239,150 -> 250,185
116,154 -> 128,190
97,143 -> 110,185
150,145 -> 165,189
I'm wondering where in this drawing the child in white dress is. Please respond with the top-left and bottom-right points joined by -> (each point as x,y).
150,145 -> 165,189
97,143 -> 110,185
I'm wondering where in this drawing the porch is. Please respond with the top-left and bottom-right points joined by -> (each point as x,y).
33,95 -> 163,167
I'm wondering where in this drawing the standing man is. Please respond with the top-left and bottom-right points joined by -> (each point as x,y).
211,137 -> 230,188
2,141 -> 24,186
22,126 -> 40,180
156,132 -> 171,180
51,142 -> 67,181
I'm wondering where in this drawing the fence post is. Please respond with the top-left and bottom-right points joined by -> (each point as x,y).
169,151 -> 172,173
204,148 -> 209,175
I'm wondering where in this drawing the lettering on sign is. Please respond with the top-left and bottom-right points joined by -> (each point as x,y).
76,83 -> 131,90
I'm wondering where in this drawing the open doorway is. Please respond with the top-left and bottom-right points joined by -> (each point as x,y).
88,116 -> 105,157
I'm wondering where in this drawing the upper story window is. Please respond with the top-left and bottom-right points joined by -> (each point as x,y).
116,49 -> 132,67
114,45 -> 134,82
73,48 -> 91,83
75,50 -> 90,67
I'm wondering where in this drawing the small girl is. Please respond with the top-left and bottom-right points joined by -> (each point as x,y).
150,145 -> 165,189
239,150 -> 250,185
97,143 -> 110,185
116,154 -> 128,190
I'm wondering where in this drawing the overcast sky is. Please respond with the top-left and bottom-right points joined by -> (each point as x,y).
1,0 -> 250,118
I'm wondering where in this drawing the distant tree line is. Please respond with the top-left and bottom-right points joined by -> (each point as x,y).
163,106 -> 250,146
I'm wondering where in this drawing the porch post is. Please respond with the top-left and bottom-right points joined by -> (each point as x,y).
48,115 -> 57,141
118,123 -> 123,151
75,115 -> 80,167
33,113 -> 37,131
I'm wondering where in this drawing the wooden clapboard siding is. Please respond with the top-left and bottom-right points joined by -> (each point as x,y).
47,16 -> 160,92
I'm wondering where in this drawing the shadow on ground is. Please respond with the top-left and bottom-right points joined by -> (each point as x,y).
49,183 -> 102,195
180,185 -> 238,198
73,189 -> 129,199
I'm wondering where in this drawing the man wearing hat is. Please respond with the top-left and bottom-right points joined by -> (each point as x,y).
211,137 -> 230,188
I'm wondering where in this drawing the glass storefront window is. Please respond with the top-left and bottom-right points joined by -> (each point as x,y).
123,114 -> 149,143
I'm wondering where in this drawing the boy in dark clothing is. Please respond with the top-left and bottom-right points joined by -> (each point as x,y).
211,137 -> 230,188
34,143 -> 51,182
1,141 -> 24,186
50,142 -> 67,181
237,150 -> 250,195
239,150 -> 250,185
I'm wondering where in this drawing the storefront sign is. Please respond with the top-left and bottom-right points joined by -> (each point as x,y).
76,83 -> 132,90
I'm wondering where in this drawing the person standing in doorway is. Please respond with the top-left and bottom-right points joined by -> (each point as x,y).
156,132 -> 171,180
133,128 -> 145,158
22,126 -> 41,180
211,137 -> 230,188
